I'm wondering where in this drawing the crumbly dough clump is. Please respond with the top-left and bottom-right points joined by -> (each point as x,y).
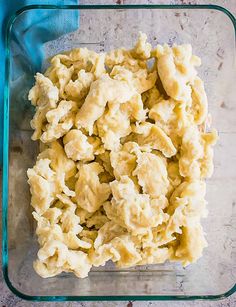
27,32 -> 217,278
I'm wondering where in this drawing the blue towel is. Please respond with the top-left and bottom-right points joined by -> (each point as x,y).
0,0 -> 79,166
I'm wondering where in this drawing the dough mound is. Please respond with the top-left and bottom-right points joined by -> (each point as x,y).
27,32 -> 217,278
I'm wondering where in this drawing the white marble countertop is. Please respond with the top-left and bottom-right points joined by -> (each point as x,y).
0,0 -> 235,306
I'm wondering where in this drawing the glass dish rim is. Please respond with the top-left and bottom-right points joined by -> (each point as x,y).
2,3 -> 236,302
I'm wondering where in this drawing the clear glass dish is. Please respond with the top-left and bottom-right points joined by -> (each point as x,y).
2,4 -> 236,302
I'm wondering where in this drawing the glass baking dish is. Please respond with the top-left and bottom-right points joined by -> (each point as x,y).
2,4 -> 236,302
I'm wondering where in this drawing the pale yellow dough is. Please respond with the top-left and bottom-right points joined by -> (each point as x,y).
27,32 -> 217,278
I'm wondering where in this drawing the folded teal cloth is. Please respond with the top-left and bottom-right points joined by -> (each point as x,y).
0,0 -> 79,165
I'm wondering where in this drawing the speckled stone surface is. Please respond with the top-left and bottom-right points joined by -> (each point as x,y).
1,0 -> 235,306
